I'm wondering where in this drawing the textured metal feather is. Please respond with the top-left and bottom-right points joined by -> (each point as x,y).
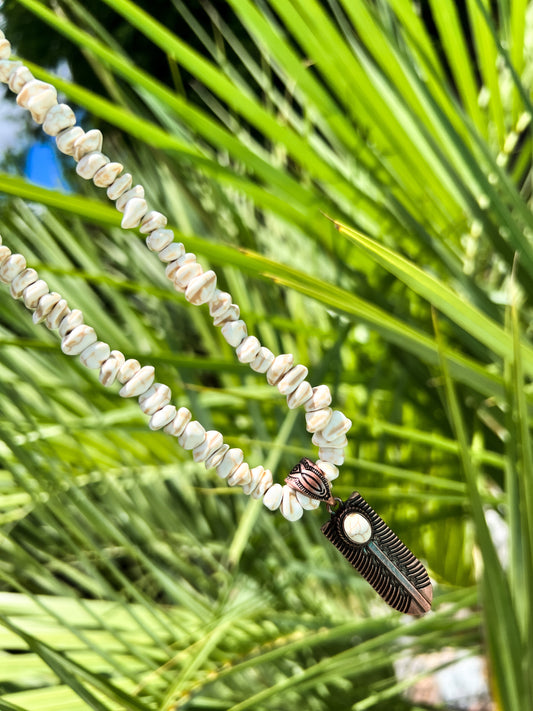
321,492 -> 432,615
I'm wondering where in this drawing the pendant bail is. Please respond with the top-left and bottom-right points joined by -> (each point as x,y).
285,457 -> 336,506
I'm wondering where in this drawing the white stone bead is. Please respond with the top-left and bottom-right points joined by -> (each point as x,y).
209,290 -> 231,320
42,104 -> 76,136
266,354 -> 294,386
73,129 -> 103,161
192,430 -> 224,463
121,198 -> 148,229
119,365 -> 155,398
221,319 -> 247,347
295,491 -> 321,510
107,173 -> 133,200
277,364 -> 308,395
321,411 -> 352,441
117,358 -> 141,384
305,407 -> 333,433
316,460 -> 339,481
185,270 -> 217,305
318,447 -> 345,465
280,485 -> 304,521
56,126 -> 85,156
236,336 -> 261,364
28,89 -> 58,123
76,152 -> 109,180
8,66 -> 33,93
160,244 -> 187,264
263,483 -> 283,511
304,385 -> 332,411
58,309 -> 84,338
173,262 -> 202,292
45,299 -> 70,330
149,404 -> 177,431
79,341 -> 110,369
251,468 -> 273,499
16,80 -> 53,108
205,443 -> 229,469
0,39 -> 11,59
146,229 -> 174,253
250,347 -> 275,373
227,462 -> 252,487
0,245 -> 11,267
343,512 -> 372,544
312,431 -> 348,448
32,291 -> 61,324
138,383 -> 171,415
214,303 -> 240,325
178,421 -> 206,450
10,268 -> 38,299
23,279 -> 48,309
99,351 -> 125,386
0,253 -> 26,284
115,185 -> 144,212
0,59 -> 21,83
61,324 -> 97,356
216,447 -> 244,479
165,253 -> 193,282
93,162 -> 123,188
139,211 -> 167,234
242,465 -> 264,495
163,407 -> 192,436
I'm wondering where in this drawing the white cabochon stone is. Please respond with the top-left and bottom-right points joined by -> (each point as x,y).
343,513 -> 372,544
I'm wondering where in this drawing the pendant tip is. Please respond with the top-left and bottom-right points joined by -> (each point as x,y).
407,583 -> 433,615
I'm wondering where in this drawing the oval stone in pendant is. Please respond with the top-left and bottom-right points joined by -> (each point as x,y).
343,512 -> 372,544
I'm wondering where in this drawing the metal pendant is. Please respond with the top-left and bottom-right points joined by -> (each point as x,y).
321,492 -> 433,615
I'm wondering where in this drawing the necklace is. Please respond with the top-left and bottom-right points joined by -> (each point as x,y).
0,32 -> 432,615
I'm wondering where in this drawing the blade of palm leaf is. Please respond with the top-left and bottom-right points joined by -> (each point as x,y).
432,309 -> 525,709
509,0 -> 528,120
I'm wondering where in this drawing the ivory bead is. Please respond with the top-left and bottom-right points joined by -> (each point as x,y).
107,173 -> 132,200
277,364 -> 308,395
115,185 -> 144,212
216,447 -> 244,479
295,491 -> 321,510
221,319 -> 247,347
250,347 -> 275,373
209,290 -> 231,319
79,341 -> 110,369
318,446 -> 345,466
0,253 -> 26,284
192,430 -> 224,463
119,365 -> 155,398
146,228 -> 174,253
56,126 -> 85,156
321,411 -> 352,441
99,351 -> 125,387
178,421 -> 206,450
185,270 -> 217,305
138,383 -> 171,415
93,162 -> 123,188
149,404 -> 177,431
214,303 -> 239,325
28,89 -> 58,123
165,253 -> 193,281
42,104 -> 76,136
286,381 -> 313,409
76,152 -> 109,180
305,407 -> 333,433
312,431 -> 348,448
61,324 -> 97,356
121,198 -> 148,229
0,245 -> 11,267
227,462 -> 252,487
280,485 -> 304,521
10,268 -> 38,299
164,407 -> 192,437
316,460 -> 339,481
0,38 -> 10,59
263,483 -> 283,511
8,66 -> 33,93
266,354 -> 294,386
236,336 -> 261,364
32,291 -> 61,324
16,80 -> 54,108
139,211 -> 167,234
205,443 -> 229,469
117,358 -> 141,384
73,129 -> 103,161
251,468 -> 273,499
242,465 -> 264,495
343,513 -> 372,544
0,59 -> 21,82
159,243 -> 187,263
45,299 -> 70,330
58,309 -> 84,338
305,385 -> 332,412
22,279 -> 48,309
173,262 -> 202,292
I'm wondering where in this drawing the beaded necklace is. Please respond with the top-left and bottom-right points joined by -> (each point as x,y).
0,31 -> 432,615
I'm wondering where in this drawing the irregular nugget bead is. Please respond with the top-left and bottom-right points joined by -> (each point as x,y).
149,404 -> 177,431
316,460 -> 339,481
304,385 -> 332,411
58,309 -> 84,338
321,411 -> 352,441
305,407 -> 333,433
10,268 -> 38,299
266,354 -> 293,386
80,341 -> 110,369
56,126 -> 85,156
312,431 -> 347,448
146,228 -> 174,253
99,351 -> 125,387
221,319 -> 247,347
93,162 -> 123,188
277,364 -> 308,395
251,469 -> 273,499
45,299 -> 70,330
17,80 -> 55,108
117,358 -> 140,384
193,430 -> 224,463
250,347 -> 275,373
236,336 -> 261,364
318,447 -> 345,466
263,483 -> 283,511
121,198 -> 148,229
178,421 -> 206,450
115,185 -> 144,212
42,104 -> 76,136
227,462 -> 252,487
61,324 -> 97,356
138,383 -> 171,415
23,279 -> 48,309
286,381 -> 313,409
0,245 -> 11,267
33,292 -> 61,324
205,443 -> 229,469
73,129 -> 103,161
107,173 -> 132,200
0,38 -> 11,59
160,244 -> 187,264
214,303 -> 239,325
0,254 -> 26,284
185,270 -> 217,305
242,465 -> 264,495
216,448 -> 244,479
295,491 -> 320,510
173,262 -> 202,292
76,152 -> 109,180
140,211 -> 167,234
119,365 -> 155,398
208,290 -> 231,319
280,485 -> 304,521
0,59 -> 21,82
8,66 -> 33,93
164,407 -> 192,437
28,89 -> 58,123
